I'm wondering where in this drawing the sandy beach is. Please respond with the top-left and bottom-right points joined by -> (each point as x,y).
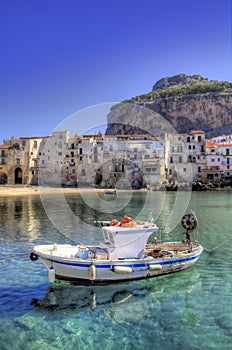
0,185 -> 109,197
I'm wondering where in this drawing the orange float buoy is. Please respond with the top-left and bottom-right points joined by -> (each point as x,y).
120,216 -> 135,226
111,219 -> 119,226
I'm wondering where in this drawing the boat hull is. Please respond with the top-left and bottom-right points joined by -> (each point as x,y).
32,244 -> 203,285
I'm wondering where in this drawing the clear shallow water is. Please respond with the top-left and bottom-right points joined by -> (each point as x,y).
0,191 -> 232,350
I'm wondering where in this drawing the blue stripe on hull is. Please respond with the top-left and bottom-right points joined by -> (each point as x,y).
42,252 -> 201,269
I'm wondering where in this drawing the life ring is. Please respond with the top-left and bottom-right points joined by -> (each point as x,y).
181,214 -> 198,230
30,252 -> 38,261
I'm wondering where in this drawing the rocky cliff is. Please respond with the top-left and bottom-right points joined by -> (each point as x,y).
105,74 -> 232,137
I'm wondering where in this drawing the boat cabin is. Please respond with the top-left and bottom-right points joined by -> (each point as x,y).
101,223 -> 158,260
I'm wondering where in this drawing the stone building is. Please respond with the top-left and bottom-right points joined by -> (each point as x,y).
166,130 -> 206,184
202,142 -> 232,183
0,144 -> 9,184
0,136 -> 46,185
62,132 -> 104,187
38,131 -> 70,185
97,134 -> 165,189
2,128 -> 225,189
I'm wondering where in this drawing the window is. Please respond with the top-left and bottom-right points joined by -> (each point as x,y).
198,166 -> 201,173
33,141 -> 37,148
179,156 -> 182,163
22,140 -> 26,146
16,158 -> 20,165
198,136 -> 202,142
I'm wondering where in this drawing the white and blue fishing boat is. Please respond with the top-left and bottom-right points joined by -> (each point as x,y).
30,213 -> 203,285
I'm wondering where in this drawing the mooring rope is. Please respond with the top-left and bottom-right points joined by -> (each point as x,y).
202,240 -> 228,253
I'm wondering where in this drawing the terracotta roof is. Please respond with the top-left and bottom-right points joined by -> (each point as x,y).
19,136 -> 49,140
168,133 -> 189,137
206,142 -> 216,148
0,145 -> 9,149
190,130 -> 205,134
104,134 -> 152,138
216,143 -> 232,147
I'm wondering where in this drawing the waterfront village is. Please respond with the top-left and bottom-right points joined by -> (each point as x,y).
0,129 -> 232,190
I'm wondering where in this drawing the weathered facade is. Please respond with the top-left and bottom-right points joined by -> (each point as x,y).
0,145 -> 8,184
201,142 -> 232,183
0,136 -> 46,185
1,128 -> 232,189
166,130 -> 206,184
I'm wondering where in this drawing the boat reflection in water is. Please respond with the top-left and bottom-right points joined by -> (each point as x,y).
31,267 -> 201,323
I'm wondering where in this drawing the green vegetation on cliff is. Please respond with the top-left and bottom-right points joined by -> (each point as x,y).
124,74 -> 232,103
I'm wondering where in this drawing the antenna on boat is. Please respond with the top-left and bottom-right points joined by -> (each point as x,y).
148,211 -> 154,224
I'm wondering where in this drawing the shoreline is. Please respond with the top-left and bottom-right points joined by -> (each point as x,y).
0,185 -> 147,197
0,185 -> 231,198
0,185 -> 107,197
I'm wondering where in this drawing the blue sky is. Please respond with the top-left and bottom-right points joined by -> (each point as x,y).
0,0 -> 231,142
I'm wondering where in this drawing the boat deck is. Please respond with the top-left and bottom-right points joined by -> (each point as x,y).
146,241 -> 200,254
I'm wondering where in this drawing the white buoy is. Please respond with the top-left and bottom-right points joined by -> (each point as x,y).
113,266 -> 133,274
149,264 -> 162,271
89,263 -> 96,280
48,266 -> 55,283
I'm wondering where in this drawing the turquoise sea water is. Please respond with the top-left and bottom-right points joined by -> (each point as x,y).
0,190 -> 232,350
